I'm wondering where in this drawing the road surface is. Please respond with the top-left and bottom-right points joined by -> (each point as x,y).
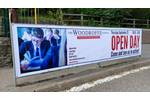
82,65 -> 150,92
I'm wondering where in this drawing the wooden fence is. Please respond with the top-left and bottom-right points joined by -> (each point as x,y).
1,12 -> 150,37
63,14 -> 150,28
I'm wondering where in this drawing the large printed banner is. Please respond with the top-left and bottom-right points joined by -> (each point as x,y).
11,24 -> 142,77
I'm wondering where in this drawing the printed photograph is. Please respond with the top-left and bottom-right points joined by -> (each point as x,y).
17,27 -> 67,73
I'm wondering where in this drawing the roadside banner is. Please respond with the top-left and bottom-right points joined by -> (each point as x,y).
11,24 -> 142,77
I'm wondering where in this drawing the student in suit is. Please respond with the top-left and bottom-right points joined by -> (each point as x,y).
19,28 -> 50,72
18,37 -> 23,46
50,29 -> 61,67
42,29 -> 62,68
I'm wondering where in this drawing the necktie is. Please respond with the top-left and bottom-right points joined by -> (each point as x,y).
36,47 -> 39,56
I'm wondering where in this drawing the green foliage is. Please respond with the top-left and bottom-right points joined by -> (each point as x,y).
7,8 -> 150,27
15,8 -> 150,20
47,9 -> 63,24
129,9 -> 150,19
87,18 -> 97,26
62,8 -> 150,19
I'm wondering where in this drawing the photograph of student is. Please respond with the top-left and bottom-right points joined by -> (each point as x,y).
51,29 -> 61,46
43,29 -> 62,68
17,26 -> 67,74
42,29 -> 61,68
17,27 -> 32,46
19,28 -> 50,73
52,29 -> 61,67
44,28 -> 53,41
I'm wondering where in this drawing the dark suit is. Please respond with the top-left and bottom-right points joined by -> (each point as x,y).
41,36 -> 62,69
20,40 -> 50,60
19,40 -> 50,72
51,36 -> 61,67
18,37 -> 24,46
41,45 -> 59,69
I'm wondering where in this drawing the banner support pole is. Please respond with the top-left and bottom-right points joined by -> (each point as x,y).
9,8 -> 17,86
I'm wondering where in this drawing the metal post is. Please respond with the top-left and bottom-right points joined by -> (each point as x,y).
59,8 -> 64,25
9,9 -> 17,86
147,19 -> 149,28
81,13 -> 83,26
34,8 -> 37,24
100,17 -> 103,26
133,19 -> 136,28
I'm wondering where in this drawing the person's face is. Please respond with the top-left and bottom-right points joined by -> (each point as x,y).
31,36 -> 43,47
48,31 -> 53,40
45,30 -> 53,41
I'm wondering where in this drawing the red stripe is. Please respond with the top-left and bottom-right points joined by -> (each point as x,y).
77,36 -> 100,39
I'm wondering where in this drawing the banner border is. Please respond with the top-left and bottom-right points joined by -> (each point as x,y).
11,23 -> 142,78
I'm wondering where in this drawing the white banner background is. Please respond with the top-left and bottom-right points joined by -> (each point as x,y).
11,24 -> 142,77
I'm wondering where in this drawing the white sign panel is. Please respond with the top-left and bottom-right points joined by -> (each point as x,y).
11,24 -> 142,77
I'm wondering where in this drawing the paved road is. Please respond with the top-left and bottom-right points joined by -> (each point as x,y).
82,66 -> 150,92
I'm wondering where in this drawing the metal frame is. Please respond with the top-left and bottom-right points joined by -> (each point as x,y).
10,23 -> 142,79
9,9 -> 17,86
